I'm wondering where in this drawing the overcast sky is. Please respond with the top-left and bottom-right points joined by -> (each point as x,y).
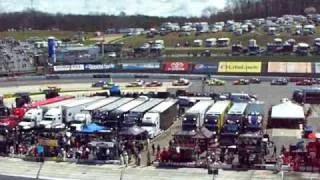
0,0 -> 226,17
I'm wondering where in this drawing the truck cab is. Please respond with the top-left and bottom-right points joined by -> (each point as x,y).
18,108 -> 43,130
39,107 -> 65,129
204,114 -> 220,133
123,112 -> 141,127
141,112 -> 161,138
70,113 -> 92,131
245,112 -> 263,131
182,113 -> 199,131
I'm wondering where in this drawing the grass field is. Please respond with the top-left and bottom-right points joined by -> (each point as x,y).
118,27 -> 320,48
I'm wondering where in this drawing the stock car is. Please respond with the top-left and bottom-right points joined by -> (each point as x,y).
145,81 -> 163,87
92,81 -> 107,87
102,81 -> 117,89
270,78 -> 288,85
206,78 -> 226,86
172,78 -> 190,86
296,79 -> 313,86
249,78 -> 261,84
126,79 -> 145,87
233,79 -> 250,85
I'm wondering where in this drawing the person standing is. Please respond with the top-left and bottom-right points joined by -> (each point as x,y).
273,145 -> 277,157
152,144 -> 155,155
123,150 -> 129,167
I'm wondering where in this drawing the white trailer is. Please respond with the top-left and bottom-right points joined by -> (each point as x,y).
142,99 -> 178,138
182,100 -> 215,131
40,97 -> 104,129
18,98 -> 77,130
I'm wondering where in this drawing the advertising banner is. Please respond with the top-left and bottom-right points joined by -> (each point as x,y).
193,63 -> 218,73
38,138 -> 58,147
84,64 -> 115,70
218,62 -> 261,73
315,63 -> 320,73
53,65 -> 70,72
268,62 -> 312,73
70,64 -> 85,71
163,62 -> 190,72
122,63 -> 160,70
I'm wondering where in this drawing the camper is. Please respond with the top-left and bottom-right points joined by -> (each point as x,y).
204,101 -> 231,134
122,98 -> 164,128
303,25 -> 316,35
193,39 -> 203,47
182,100 -> 215,131
204,38 -> 217,47
296,43 -> 310,56
141,99 -> 178,138
216,38 -> 230,47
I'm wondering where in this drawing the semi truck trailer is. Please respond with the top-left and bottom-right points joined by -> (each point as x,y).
141,99 -> 178,138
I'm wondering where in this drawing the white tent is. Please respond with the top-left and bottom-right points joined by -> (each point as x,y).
271,101 -> 305,119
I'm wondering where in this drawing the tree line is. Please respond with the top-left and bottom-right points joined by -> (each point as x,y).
0,0 -> 319,32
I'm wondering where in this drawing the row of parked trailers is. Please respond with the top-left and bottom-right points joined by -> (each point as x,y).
181,100 -> 265,147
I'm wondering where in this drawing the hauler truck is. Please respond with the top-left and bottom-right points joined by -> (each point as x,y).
107,96 -> 149,130
18,98 -> 76,130
220,103 -> 248,148
244,101 -> 264,132
70,97 -> 120,131
39,97 -> 104,129
141,99 -> 178,138
93,98 -> 134,125
204,100 -> 231,134
182,100 -> 215,131
122,98 -> 164,128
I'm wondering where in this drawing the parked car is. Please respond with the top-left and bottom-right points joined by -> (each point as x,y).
249,78 -> 261,84
145,81 -> 163,87
233,79 -> 250,85
172,78 -> 190,86
271,78 -> 288,85
296,79 -> 313,86
92,81 -> 107,87
206,78 -> 226,86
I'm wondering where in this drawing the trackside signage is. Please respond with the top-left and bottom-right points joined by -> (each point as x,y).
70,64 -> 85,71
163,62 -> 190,72
53,65 -> 71,72
218,62 -> 261,73
193,63 -> 218,73
314,63 -> 320,73
84,64 -> 115,70
122,63 -> 160,70
268,62 -> 312,73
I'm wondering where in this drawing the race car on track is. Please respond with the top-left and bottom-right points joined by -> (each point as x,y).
296,79 -> 313,86
172,78 -> 190,86
92,81 -> 107,87
145,81 -> 163,87
126,79 -> 145,87
206,78 -> 226,86
249,78 -> 261,84
102,81 -> 117,89
233,79 -> 250,85
270,78 -> 288,85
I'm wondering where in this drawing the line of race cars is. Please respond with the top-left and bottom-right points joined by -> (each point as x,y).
91,78 -> 190,89
92,77 -> 320,90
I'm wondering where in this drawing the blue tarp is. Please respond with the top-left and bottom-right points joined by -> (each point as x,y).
80,123 -> 105,133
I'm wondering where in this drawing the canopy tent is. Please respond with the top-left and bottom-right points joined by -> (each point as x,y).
193,127 -> 214,139
88,141 -> 115,148
79,123 -> 106,133
119,125 -> 147,136
271,101 -> 305,119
